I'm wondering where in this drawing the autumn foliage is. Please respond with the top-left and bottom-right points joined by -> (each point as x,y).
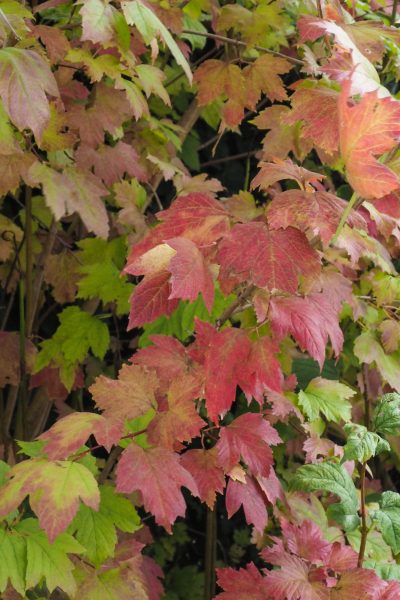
2,0 -> 400,598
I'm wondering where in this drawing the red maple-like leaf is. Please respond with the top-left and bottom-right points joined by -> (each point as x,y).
225,475 -> 269,532
267,189 -> 366,245
339,78 -> 400,199
327,542 -> 358,572
125,193 -> 230,273
215,563 -> 270,600
147,376 -> 204,449
32,24 -> 70,63
281,519 -> 332,563
180,448 -> 225,509
197,324 -> 251,422
76,141 -> 148,186
243,54 -> 292,108
257,467 -> 286,504
218,222 -> 321,294
269,292 -> 344,369
251,158 -> 324,191
90,363 -> 158,429
132,334 -> 195,393
67,83 -> 133,147
128,270 -> 179,329
166,237 -> 215,311
216,413 -> 280,477
330,568 -> 385,599
263,553 -> 329,600
116,444 -> 198,532
39,412 -> 121,459
377,581 -> 400,600
240,336 -> 284,402
286,83 -> 340,155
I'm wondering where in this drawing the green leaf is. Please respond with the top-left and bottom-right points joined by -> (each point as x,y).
122,0 -> 192,82
72,503 -> 116,566
139,286 -> 235,346
364,560 -> 400,581
0,527 -> 26,594
343,423 -> 390,463
370,491 -> 400,555
181,14 -> 207,50
113,10 -> 131,51
77,259 -> 134,315
298,377 -> 355,423
292,358 -> 340,389
0,458 -> 100,542
354,332 -> 400,392
16,518 -> 84,596
290,462 -> 359,530
77,237 -> 128,269
35,306 -> 110,389
372,393 -> 400,435
0,47 -> 58,139
100,485 -> 141,532
0,461 -> 10,486
347,529 -> 392,562
17,440 -> 47,458
70,485 -> 140,566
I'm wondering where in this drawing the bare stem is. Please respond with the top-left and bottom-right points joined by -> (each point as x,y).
25,187 -> 33,338
182,29 -> 304,66
27,220 -> 57,335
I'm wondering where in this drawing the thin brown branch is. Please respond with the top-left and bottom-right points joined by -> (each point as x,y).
27,220 -> 57,335
182,29 -> 304,66
200,150 -> 258,169
25,187 -> 33,338
216,286 -> 254,329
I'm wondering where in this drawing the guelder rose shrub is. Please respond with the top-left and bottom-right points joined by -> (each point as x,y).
1,0 -> 400,598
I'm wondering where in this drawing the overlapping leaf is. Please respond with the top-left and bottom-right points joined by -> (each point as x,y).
116,443 -> 198,531
218,222 -> 320,294
339,78 -> 400,198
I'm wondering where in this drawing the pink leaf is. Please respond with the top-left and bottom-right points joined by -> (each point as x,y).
218,222 -> 321,294
116,444 -> 198,532
166,237 -> 214,311
180,448 -> 225,509
216,413 -> 280,477
128,270 -> 179,329
226,475 -> 268,532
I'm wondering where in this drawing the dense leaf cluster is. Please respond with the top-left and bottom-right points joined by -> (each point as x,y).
2,0 -> 400,598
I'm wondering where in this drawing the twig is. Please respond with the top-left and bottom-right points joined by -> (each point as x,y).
200,150 -> 258,169
216,286 -> 254,328
99,446 -> 124,484
182,30 -> 304,66
25,188 -> 33,337
27,220 -> 58,335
